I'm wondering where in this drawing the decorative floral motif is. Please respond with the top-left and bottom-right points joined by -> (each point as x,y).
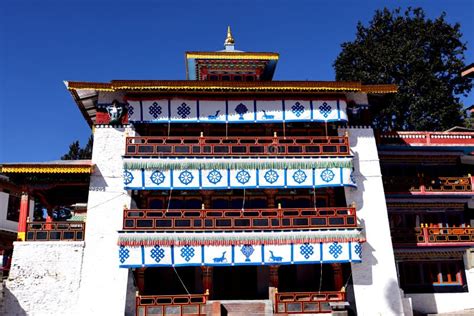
207,169 -> 222,184
178,170 -> 194,185
149,102 -> 162,119
300,243 -> 314,259
319,102 -> 332,118
119,246 -> 130,264
150,245 -> 165,263
241,244 -> 255,262
127,104 -> 134,116
180,245 -> 195,262
354,243 -> 362,256
150,170 -> 165,185
123,170 -> 134,185
235,103 -> 248,120
236,170 -> 251,184
320,168 -> 335,183
291,102 -> 305,117
264,169 -> 279,184
329,242 -> 343,259
177,102 -> 191,118
292,169 -> 307,184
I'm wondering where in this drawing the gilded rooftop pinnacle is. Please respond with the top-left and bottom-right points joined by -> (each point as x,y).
224,26 -> 235,46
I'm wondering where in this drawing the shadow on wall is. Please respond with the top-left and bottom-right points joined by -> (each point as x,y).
384,278 -> 404,315
352,240 -> 377,286
89,166 -> 109,192
3,287 -> 27,316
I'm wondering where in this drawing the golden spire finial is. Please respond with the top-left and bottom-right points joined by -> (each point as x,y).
224,26 -> 235,46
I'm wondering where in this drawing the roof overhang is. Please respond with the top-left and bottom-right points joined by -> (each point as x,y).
0,160 -> 94,174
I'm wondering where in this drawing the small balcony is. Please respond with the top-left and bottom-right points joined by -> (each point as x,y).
136,292 -> 208,316
274,290 -> 346,314
123,207 -> 357,231
125,135 -> 350,157
383,176 -> 473,195
25,221 -> 86,241
391,226 -> 474,246
377,131 -> 474,147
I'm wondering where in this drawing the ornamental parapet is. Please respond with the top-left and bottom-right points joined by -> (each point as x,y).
123,207 -> 357,231
377,131 -> 474,147
122,157 -> 355,190
391,226 -> 474,247
383,176 -> 473,195
274,290 -> 346,314
116,229 -> 364,267
26,221 -> 85,241
125,135 -> 350,157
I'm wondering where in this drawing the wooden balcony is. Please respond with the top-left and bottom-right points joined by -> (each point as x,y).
123,207 -> 357,231
136,292 -> 208,316
391,227 -> 474,246
125,135 -> 350,157
274,290 -> 346,314
377,131 -> 474,146
383,176 -> 473,195
25,221 -> 85,241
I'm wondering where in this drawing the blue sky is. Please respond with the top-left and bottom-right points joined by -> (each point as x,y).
1,0 -> 473,163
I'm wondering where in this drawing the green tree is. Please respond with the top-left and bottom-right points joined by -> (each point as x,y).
334,7 -> 472,131
61,136 -> 93,160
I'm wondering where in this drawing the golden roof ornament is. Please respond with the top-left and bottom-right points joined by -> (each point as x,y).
224,26 -> 235,47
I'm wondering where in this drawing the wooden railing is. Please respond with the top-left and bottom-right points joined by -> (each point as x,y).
123,207 -> 357,231
377,131 -> 474,146
125,135 -> 350,157
25,221 -> 85,241
274,291 -> 346,314
383,176 -> 473,194
391,227 -> 474,245
136,292 -> 208,316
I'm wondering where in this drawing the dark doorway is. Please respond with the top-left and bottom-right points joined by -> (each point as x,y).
279,264 -> 334,292
213,266 -> 268,300
144,267 -> 201,295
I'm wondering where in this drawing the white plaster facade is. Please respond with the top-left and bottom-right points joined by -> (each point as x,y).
3,242 -> 85,316
342,127 -> 405,315
74,125 -> 136,316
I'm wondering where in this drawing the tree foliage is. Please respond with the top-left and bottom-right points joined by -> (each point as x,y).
61,136 -> 93,160
334,7 -> 472,131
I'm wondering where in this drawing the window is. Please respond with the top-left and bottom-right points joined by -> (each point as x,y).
6,194 -> 20,222
398,260 -> 467,293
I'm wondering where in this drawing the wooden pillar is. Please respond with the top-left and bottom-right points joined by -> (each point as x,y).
269,265 -> 279,288
201,266 -> 213,296
17,191 -> 29,241
331,263 -> 343,291
135,268 -> 146,294
264,189 -> 278,208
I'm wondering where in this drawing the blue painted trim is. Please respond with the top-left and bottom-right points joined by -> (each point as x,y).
170,169 -> 173,188
284,168 -> 288,188
231,245 -> 235,264
198,168 -> 203,188
336,99 -> 341,119
201,245 -> 205,263
196,100 -> 200,122
256,169 -> 259,187
167,99 -> 171,122
340,168 -> 343,186
125,183 -> 357,191
127,118 -> 348,124
227,168 -> 231,187
225,100 -> 229,122
141,168 -> 145,189
320,242 -> 324,262
141,246 -> 145,265
171,245 -> 175,265
261,244 -> 265,263
282,100 -> 286,121
312,168 -> 316,187
253,100 -> 257,122
310,100 -> 314,121
348,242 -> 352,261
139,101 -> 144,121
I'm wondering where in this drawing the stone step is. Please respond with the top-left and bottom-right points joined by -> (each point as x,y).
208,299 -> 273,316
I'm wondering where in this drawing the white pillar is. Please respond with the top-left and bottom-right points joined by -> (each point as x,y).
75,126 -> 135,315
342,127 -> 404,315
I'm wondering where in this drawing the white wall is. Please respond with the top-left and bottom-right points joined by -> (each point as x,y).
0,192 -> 18,233
342,127 -> 405,315
75,126 -> 135,316
3,241 -> 85,315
